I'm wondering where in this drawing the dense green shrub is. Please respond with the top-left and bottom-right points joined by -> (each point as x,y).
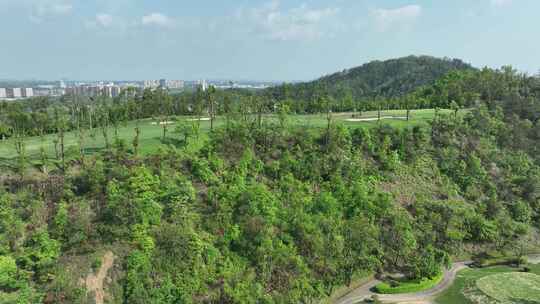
375,273 -> 444,294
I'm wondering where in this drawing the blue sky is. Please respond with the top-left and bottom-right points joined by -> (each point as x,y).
0,0 -> 539,81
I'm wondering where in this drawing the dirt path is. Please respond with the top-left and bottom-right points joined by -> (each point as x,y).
84,251 -> 115,304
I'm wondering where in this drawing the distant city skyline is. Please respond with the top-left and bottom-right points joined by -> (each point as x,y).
0,78 -> 274,100
1,0 -> 540,81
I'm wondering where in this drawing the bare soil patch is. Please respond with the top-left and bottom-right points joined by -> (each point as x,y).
186,117 -> 211,121
150,121 -> 175,125
84,251 -> 115,304
345,116 -> 407,122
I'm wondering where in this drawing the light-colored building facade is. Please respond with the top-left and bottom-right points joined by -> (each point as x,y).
12,88 -> 22,98
143,80 -> 160,89
167,80 -> 184,89
22,88 -> 34,98
0,88 -> 35,99
102,86 -> 121,97
198,80 -> 208,91
144,79 -> 185,90
65,85 -> 121,98
4,88 -> 22,98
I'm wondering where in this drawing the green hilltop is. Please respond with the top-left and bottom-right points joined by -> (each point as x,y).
265,55 -> 475,101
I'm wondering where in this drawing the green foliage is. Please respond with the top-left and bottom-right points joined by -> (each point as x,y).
472,253 -> 522,268
124,250 -> 153,304
266,56 -> 473,108
106,166 -> 162,229
20,230 -> 60,282
52,201 -> 69,241
1,59 -> 540,303
375,272 -> 444,294
0,256 -> 18,290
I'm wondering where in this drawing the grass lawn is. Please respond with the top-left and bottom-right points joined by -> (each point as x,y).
476,272 -> 540,302
435,263 -> 540,304
0,109 -> 455,162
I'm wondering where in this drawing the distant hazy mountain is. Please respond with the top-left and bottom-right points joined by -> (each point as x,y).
266,55 -> 475,100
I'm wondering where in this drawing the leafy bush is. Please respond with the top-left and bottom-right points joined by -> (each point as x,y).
375,273 -> 444,294
472,254 -> 521,268
0,256 -> 18,289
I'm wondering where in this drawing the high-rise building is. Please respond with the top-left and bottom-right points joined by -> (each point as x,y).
102,85 -> 121,98
111,86 -> 121,97
143,80 -> 160,89
159,79 -> 167,88
0,88 -> 6,98
34,88 -> 51,96
12,88 -> 22,98
65,85 -> 121,97
21,88 -> 34,98
166,80 -> 184,89
199,80 -> 208,92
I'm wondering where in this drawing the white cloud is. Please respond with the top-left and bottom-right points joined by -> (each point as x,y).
236,1 -> 340,41
30,0 -> 72,22
96,13 -> 113,27
84,13 -> 116,29
491,0 -> 513,7
372,5 -> 422,32
141,12 -> 176,28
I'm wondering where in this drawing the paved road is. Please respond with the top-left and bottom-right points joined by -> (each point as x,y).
335,262 -> 470,304
336,254 -> 540,304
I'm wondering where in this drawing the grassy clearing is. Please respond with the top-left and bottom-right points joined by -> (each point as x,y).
0,109 -> 454,162
435,263 -> 540,304
476,272 -> 540,302
374,273 -> 444,294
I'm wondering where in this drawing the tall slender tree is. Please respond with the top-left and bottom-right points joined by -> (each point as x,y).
207,86 -> 216,131
53,107 -> 68,171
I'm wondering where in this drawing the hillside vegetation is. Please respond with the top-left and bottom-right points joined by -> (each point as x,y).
265,55 -> 474,102
0,109 -> 450,161
1,60 -> 540,304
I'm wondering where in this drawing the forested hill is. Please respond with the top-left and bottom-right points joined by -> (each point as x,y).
2,62 -> 540,303
266,55 -> 474,101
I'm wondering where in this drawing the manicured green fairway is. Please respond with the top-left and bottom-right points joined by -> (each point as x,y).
476,272 -> 540,302
0,109 -> 454,162
435,263 -> 540,304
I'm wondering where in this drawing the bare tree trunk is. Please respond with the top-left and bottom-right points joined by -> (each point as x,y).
133,124 -> 140,156
326,107 -> 332,147
79,128 -> 86,165
59,128 -> 65,172
162,122 -> 167,140
102,127 -> 110,149
210,97 -> 214,131
14,133 -> 26,179
39,130 -> 48,174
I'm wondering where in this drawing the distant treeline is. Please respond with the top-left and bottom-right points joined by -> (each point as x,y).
1,64 -> 539,140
